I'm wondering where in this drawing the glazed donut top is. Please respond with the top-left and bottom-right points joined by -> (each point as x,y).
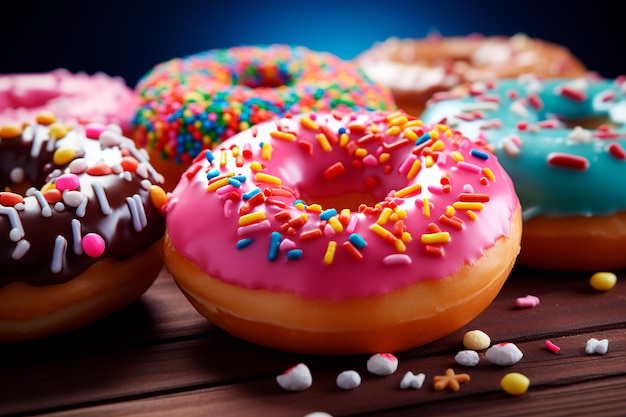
0,69 -> 138,134
165,110 -> 519,301
420,75 -> 626,220
0,115 -> 166,288
133,44 -> 396,164
355,33 -> 587,99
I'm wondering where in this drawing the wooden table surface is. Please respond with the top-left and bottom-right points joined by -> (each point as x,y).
2,264 -> 625,417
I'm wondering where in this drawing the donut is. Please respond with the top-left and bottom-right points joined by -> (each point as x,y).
420,75 -> 626,271
0,115 -> 167,343
132,44 -> 396,191
355,33 -> 588,117
162,109 -> 522,354
0,69 -> 138,135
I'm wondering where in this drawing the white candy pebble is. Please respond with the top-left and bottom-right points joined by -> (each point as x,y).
586,338 -> 609,355
336,370 -> 361,390
366,353 -> 398,376
486,342 -> 524,366
455,350 -> 480,367
276,363 -> 312,392
463,329 -> 491,350
399,371 -> 425,389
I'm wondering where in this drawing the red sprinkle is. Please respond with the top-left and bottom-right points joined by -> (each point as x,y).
608,142 -> 626,160
558,86 -> 587,102
545,340 -> 561,353
0,191 -> 24,206
547,152 -> 589,171
324,162 -> 345,180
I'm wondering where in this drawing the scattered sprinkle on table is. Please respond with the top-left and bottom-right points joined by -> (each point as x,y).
501,372 -> 530,396
590,272 -> 617,291
433,368 -> 471,392
463,329 -> 491,350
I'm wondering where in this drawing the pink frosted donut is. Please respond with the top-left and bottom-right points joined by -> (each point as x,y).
0,69 -> 137,134
163,109 -> 522,354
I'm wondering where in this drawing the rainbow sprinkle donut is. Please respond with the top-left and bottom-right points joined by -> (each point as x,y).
132,44 -> 395,189
421,75 -> 626,270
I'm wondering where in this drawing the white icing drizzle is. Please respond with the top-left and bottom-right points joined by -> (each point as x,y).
91,181 -> 112,215
133,194 -> 148,229
51,235 -> 68,273
120,137 -> 162,183
76,195 -> 88,217
27,188 -> 52,217
126,196 -> 142,232
71,218 -> 83,255
0,206 -> 25,241
12,239 -> 30,260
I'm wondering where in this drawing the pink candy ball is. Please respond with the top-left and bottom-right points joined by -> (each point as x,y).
82,233 -> 105,257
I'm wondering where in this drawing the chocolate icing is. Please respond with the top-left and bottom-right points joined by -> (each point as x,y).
0,122 -> 165,287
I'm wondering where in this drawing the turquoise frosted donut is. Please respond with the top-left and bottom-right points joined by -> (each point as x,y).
420,75 -> 626,270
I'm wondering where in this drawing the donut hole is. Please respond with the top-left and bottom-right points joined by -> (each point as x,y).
555,115 -> 614,130
237,63 -> 293,89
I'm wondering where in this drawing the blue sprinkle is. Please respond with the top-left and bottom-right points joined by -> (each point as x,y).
236,238 -> 254,250
232,175 -> 247,183
338,127 -> 347,134
348,233 -> 367,249
243,188 -> 262,200
228,178 -> 242,188
470,149 -> 490,160
268,231 -> 281,261
286,249 -> 303,260
415,133 -> 431,146
206,169 -> 220,180
319,208 -> 338,221
205,150 -> 215,163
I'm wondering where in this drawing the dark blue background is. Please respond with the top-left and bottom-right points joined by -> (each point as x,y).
3,0 -> 624,88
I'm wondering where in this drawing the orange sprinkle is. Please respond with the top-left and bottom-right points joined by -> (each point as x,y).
466,210 -> 478,221
483,167 -> 496,181
270,130 -> 296,141
300,117 -> 319,131
86,163 -> 112,176
300,228 -> 323,241
342,241 -> 363,260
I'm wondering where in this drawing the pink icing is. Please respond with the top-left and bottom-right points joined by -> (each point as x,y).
165,110 -> 519,301
0,69 -> 137,133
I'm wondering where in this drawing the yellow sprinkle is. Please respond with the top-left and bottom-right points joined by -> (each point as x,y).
249,161 -> 263,171
207,178 -> 229,192
590,272 -> 617,291
389,212 -> 399,222
451,151 -> 464,162
41,182 -> 55,194
425,154 -> 435,168
395,183 -> 422,198
444,129 -> 453,137
445,205 -> 455,217
500,373 -> 530,396
466,210 -> 478,221
239,121 -> 250,131
407,159 -> 421,180
435,123 -> 449,132
324,241 -> 337,265
483,167 -> 496,181
339,132 -> 349,147
379,152 -> 390,163
403,128 -> 418,141
370,223 -> 391,238
452,202 -> 484,211
354,148 -> 368,158
396,209 -> 407,219
401,231 -> 412,243
317,133 -> 332,152
239,211 -> 266,226
231,146 -> 240,157
35,111 -> 56,125
307,204 -> 322,213
430,139 -> 445,151
429,130 -> 440,139
421,232 -> 451,244
328,216 -> 344,233
377,207 -> 393,225
149,185 -> 167,210
388,114 -> 408,127
53,148 -> 77,165
269,130 -> 296,141
386,125 -> 401,136
423,198 -> 431,217
220,151 -> 228,167
255,172 -> 282,185
295,202 -> 306,210
405,119 -> 423,128
300,116 -> 319,131
0,124 -> 22,139
262,142 -> 273,160
394,237 -> 406,253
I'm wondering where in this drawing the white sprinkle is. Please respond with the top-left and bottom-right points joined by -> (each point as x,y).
382,254 -> 411,266
276,363 -> 312,392
585,338 -> 609,355
455,350 -> 480,367
133,194 -> 148,229
92,181 -> 112,215
460,101 -> 499,112
71,219 -> 83,255
140,179 -> 152,190
367,353 -> 398,376
568,126 -> 593,143
51,235 -> 68,273
111,163 -> 123,175
399,371 -> 425,389
54,202 -> 65,212
122,171 -> 133,181
510,100 -> 530,118
9,167 -> 25,183
303,413 -> 333,417
11,239 -> 30,260
63,190 -> 85,208
502,136 -> 521,157
336,370 -> 361,390
126,196 -> 143,232
486,343 -> 523,366
68,158 -> 88,174
99,130 -> 123,147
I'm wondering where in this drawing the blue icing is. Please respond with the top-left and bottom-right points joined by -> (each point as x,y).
421,77 -> 626,220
